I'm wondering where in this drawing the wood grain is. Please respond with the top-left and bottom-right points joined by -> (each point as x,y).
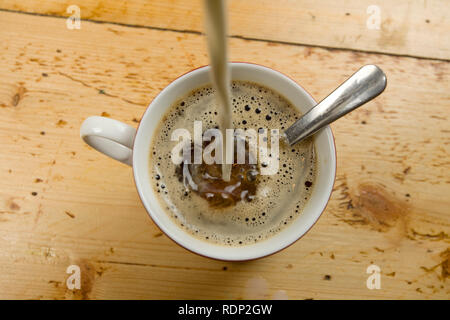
0,9 -> 449,299
1,0 -> 449,60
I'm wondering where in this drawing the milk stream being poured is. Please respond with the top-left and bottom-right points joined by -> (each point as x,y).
203,0 -> 232,181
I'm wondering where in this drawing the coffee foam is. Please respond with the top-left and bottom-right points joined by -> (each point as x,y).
149,81 -> 316,246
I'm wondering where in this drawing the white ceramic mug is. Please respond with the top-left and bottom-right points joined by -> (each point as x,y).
80,62 -> 336,261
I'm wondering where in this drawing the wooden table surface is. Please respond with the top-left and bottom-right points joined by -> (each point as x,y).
0,0 -> 449,300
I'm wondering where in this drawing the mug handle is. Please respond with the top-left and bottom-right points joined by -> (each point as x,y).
80,116 -> 136,166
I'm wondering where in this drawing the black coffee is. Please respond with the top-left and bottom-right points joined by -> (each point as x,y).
149,81 -> 316,246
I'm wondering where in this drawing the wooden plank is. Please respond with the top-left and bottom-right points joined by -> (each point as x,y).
1,0 -> 449,60
0,11 -> 449,299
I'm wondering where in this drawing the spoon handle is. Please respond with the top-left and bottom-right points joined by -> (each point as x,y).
284,65 -> 387,145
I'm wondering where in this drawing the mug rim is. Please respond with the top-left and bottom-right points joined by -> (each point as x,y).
132,62 -> 337,261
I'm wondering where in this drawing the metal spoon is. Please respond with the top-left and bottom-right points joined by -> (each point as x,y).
284,65 -> 387,145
